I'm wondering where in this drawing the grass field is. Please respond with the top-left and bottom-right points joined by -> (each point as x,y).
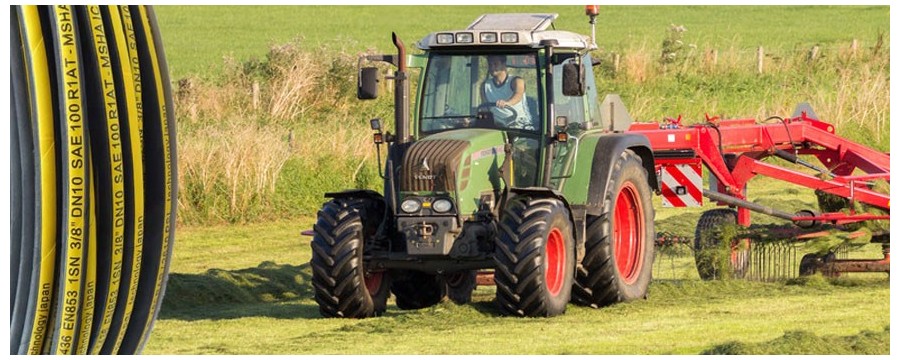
145,5 -> 890,354
145,214 -> 889,355
145,225 -> 889,354
144,176 -> 890,354
155,5 -> 889,80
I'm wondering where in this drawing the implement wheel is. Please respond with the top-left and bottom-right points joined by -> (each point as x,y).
391,270 -> 446,310
573,150 -> 655,307
495,196 -> 575,317
310,198 -> 391,318
693,209 -> 750,280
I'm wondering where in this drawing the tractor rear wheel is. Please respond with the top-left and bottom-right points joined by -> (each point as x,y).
693,208 -> 750,280
310,198 -> 391,318
573,150 -> 655,307
495,196 -> 575,317
390,270 -> 446,310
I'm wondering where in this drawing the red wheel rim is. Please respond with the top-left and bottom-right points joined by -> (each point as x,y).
364,271 -> 383,295
614,182 -> 645,284
545,228 -> 566,296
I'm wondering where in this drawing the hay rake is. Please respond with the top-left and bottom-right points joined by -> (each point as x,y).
638,104 -> 889,281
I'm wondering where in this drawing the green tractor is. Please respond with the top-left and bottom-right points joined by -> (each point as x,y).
310,11 -> 658,318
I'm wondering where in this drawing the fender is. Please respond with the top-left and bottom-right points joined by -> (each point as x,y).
584,133 -> 658,216
324,189 -> 384,202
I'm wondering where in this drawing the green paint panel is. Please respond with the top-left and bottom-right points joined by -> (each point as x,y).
402,128 -> 507,216
558,131 -> 602,206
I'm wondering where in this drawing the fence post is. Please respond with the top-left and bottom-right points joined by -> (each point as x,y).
613,53 -> 621,75
252,81 -> 260,110
705,49 -> 718,69
385,70 -> 394,95
808,45 -> 820,63
756,46 -> 764,74
851,39 -> 859,58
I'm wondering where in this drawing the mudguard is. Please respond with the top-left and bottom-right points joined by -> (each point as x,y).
584,133 -> 657,216
324,189 -> 385,202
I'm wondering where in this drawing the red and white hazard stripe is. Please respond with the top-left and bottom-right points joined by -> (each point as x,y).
660,163 -> 703,207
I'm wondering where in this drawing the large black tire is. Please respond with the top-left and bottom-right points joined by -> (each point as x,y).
495,196 -> 575,317
444,270 -> 477,305
390,270 -> 445,310
310,198 -> 391,318
693,209 -> 750,280
573,150 -> 655,308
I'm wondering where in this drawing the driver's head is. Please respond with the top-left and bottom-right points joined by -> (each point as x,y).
488,55 -> 507,76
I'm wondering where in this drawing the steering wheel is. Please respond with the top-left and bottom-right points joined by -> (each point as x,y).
476,102 -> 518,127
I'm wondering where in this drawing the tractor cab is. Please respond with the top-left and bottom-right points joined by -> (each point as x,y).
410,13 -> 607,197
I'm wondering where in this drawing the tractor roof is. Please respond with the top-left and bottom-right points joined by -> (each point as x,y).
417,13 -> 592,51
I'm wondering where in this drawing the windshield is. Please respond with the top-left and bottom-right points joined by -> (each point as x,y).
419,53 -> 541,134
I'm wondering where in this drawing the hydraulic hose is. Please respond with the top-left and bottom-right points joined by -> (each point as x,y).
9,5 -> 176,355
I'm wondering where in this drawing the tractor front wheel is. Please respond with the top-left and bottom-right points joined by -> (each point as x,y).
444,270 -> 477,305
495,196 -> 575,317
310,198 -> 391,318
573,149 -> 655,307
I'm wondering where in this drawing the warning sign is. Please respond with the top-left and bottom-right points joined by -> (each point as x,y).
660,163 -> 703,207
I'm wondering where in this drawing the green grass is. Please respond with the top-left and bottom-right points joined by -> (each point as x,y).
145,209 -> 889,354
166,5 -> 888,225
702,326 -> 890,355
147,7 -> 889,353
155,5 -> 888,80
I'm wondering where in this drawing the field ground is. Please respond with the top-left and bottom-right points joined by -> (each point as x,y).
144,176 -> 890,354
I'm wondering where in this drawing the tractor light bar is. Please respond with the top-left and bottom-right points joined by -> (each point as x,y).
455,32 -> 474,44
500,32 -> 519,43
479,32 -> 498,43
436,33 -> 454,44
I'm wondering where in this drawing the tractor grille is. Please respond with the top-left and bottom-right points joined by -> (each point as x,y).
400,139 -> 469,192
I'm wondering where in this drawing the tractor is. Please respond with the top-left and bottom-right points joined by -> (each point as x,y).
310,8 -> 657,318
308,8 -> 891,318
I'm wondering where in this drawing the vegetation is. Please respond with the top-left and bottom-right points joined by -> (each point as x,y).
147,6 -> 889,354
164,6 -> 889,225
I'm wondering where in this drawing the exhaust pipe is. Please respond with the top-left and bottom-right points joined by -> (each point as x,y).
392,32 -> 409,144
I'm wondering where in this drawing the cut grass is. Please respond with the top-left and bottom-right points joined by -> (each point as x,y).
702,326 -> 890,355
147,195 -> 889,354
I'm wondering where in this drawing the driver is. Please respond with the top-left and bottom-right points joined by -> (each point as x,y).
482,55 -> 534,130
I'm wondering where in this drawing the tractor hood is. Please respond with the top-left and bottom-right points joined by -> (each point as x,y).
399,128 -> 507,217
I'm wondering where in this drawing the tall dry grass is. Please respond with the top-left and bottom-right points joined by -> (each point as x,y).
174,35 -> 888,225
175,40 -> 388,225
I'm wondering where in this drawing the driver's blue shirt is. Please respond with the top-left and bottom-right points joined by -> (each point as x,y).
483,76 -> 533,130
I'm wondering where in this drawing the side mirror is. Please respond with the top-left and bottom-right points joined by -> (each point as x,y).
358,67 -> 380,100
562,62 -> 585,96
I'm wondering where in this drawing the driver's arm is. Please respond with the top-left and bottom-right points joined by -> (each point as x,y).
497,77 -> 525,108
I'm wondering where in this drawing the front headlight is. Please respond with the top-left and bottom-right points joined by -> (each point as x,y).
400,199 -> 422,213
432,199 -> 453,213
